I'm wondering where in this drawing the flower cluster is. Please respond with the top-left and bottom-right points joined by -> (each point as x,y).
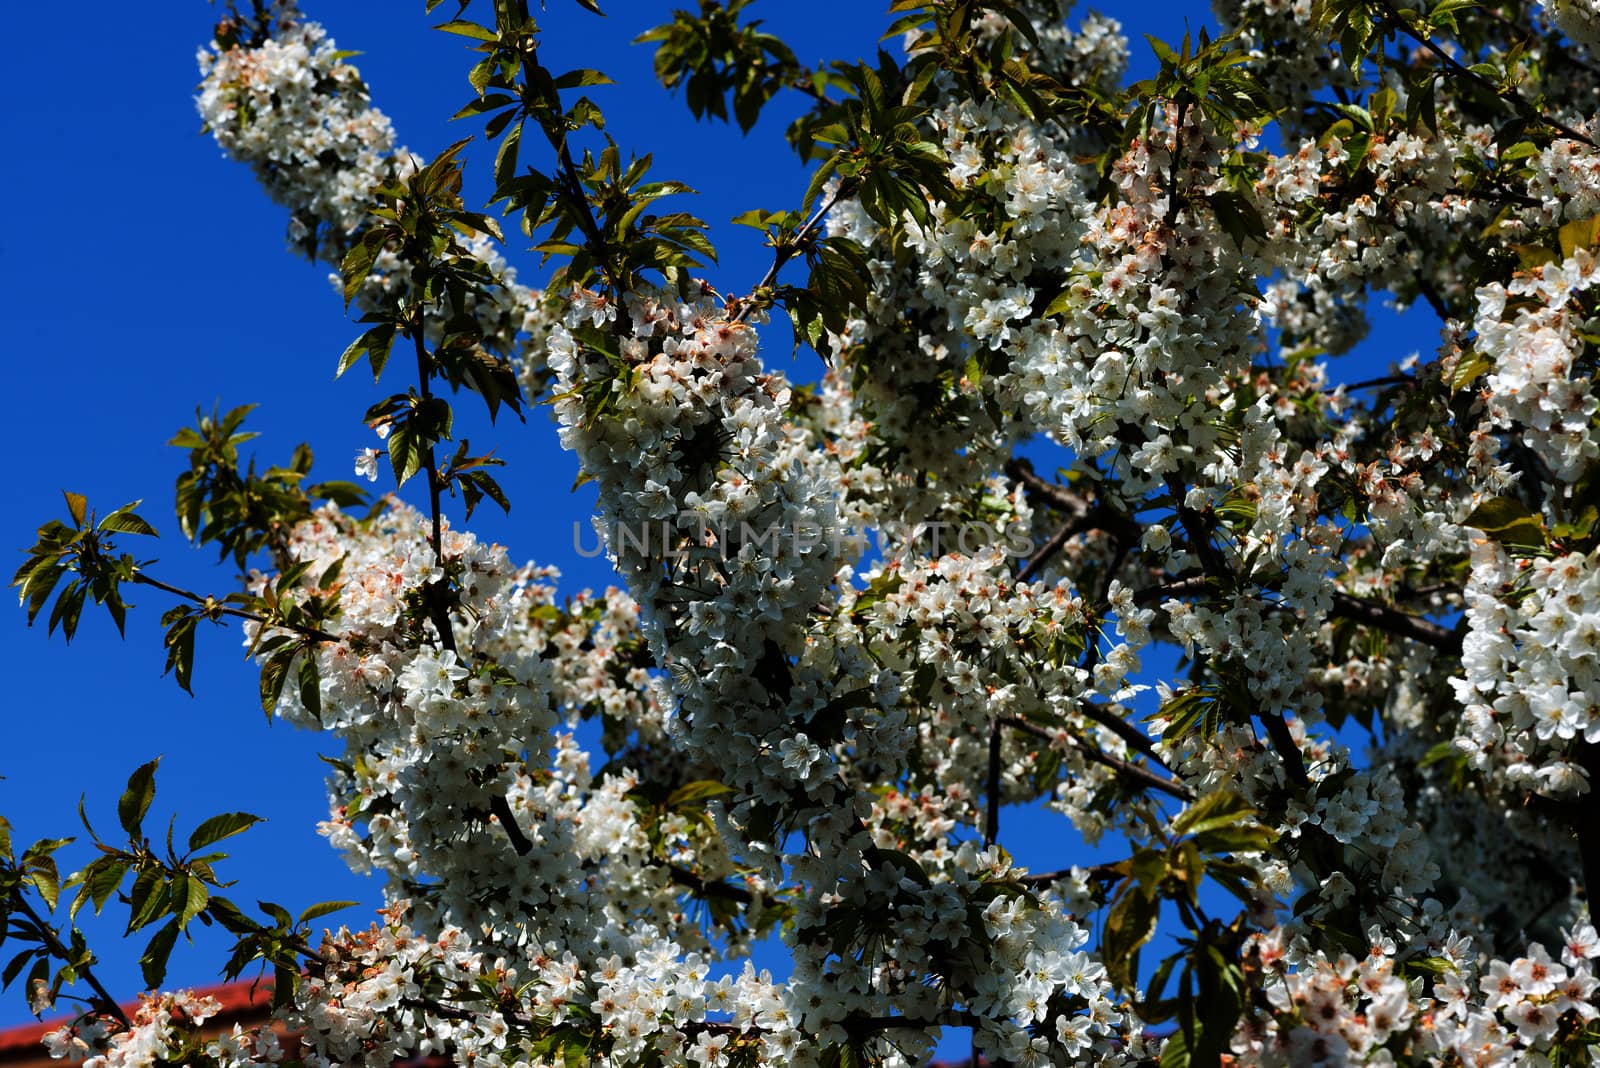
31,1 -> 1600,1067
1453,540 -> 1600,798
1233,921 -> 1600,1067
196,3 -> 556,395
197,1 -> 396,255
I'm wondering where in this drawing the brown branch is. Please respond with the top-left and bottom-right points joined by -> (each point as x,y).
1135,570 -> 1461,654
1018,862 -> 1123,888
1005,459 -> 1140,582
1000,716 -> 1194,801
410,328 -> 459,660
489,794 -> 533,856
1257,709 -> 1310,790
1016,518 -> 1082,583
1322,374 -> 1417,394
7,892 -> 131,1028
1006,458 -> 1092,519
647,859 -> 756,905
730,185 -> 849,325
1330,591 -> 1462,654
129,574 -> 339,643
1378,0 -> 1598,149
984,717 -> 1004,845
1079,701 -> 1174,772
1130,573 -> 1209,606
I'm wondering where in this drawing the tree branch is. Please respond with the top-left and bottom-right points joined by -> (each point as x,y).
6,892 -> 131,1028
730,185 -> 849,325
1000,715 -> 1194,801
984,717 -> 1004,846
647,858 -> 755,905
1330,591 -> 1462,655
1377,0 -> 1598,149
129,574 -> 339,643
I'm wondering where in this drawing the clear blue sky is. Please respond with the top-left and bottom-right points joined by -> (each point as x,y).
0,0 -> 1435,1048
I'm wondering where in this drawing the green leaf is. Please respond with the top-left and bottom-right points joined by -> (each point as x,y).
1160,1024 -> 1193,1068
260,652 -> 293,719
188,813 -> 264,853
666,780 -> 735,808
125,868 -> 169,933
1206,190 -> 1267,248
1172,790 -> 1253,837
1193,823 -> 1277,854
435,19 -> 498,42
1559,215 -> 1600,259
62,492 -> 87,528
27,862 -> 61,912
179,874 -> 209,926
553,68 -> 615,90
1498,140 -> 1539,163
337,324 -> 398,382
1041,287 -> 1076,319
1102,888 -> 1160,988
139,919 -> 181,989
297,900 -> 358,925
1463,496 -> 1546,553
297,654 -> 322,722
81,860 -> 127,918
99,503 -> 158,537
1449,350 -> 1493,391
494,120 -> 523,191
161,608 -> 199,696
118,759 -> 160,839
1,950 -> 37,991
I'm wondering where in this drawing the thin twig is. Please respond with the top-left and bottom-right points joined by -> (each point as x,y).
1378,0 -> 1598,149
8,893 -> 131,1028
646,859 -> 755,905
984,718 -> 1004,845
730,185 -> 849,325
1018,862 -> 1123,887
1000,716 -> 1194,801
1079,701 -> 1174,771
129,574 -> 339,643
1330,591 -> 1462,654
1016,518 -> 1082,583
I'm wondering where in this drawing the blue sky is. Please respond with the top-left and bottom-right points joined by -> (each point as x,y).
0,0 -> 1439,1049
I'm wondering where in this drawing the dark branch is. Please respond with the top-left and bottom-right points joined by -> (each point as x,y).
1000,715 -> 1194,801
1330,591 -> 1462,655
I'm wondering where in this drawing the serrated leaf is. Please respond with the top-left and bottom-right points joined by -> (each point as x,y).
1102,888 -> 1160,988
62,492 -> 87,528
297,900 -> 358,925
260,654 -> 293,720
1172,790 -> 1254,837
1449,350 -> 1493,391
188,813 -> 264,853
1559,215 -> 1600,259
435,19 -> 498,42
98,505 -> 157,537
666,780 -> 735,808
1463,497 -> 1546,552
139,919 -> 181,989
27,864 -> 60,912
1,950 -> 37,991
337,324 -> 398,382
118,759 -> 160,839
83,861 -> 127,918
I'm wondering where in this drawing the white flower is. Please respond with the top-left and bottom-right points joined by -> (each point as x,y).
355,447 -> 382,482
